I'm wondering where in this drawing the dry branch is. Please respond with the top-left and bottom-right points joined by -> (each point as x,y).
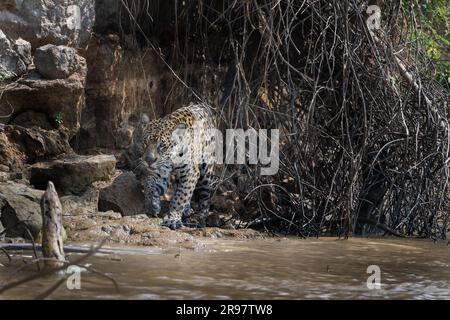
116,0 -> 449,238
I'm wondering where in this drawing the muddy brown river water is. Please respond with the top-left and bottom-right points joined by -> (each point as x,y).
1,237 -> 450,299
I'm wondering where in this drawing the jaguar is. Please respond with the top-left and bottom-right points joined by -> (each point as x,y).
129,102 -> 216,230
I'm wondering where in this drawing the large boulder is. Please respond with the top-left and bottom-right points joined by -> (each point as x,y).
0,0 -> 95,49
30,154 -> 116,194
0,125 -> 73,172
0,181 -> 44,239
34,44 -> 87,79
0,69 -> 86,137
60,187 -> 99,215
0,30 -> 31,79
98,171 -> 145,216
9,110 -> 54,130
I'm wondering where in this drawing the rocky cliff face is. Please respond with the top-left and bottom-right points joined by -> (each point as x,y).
0,0 -> 146,241
0,0 -> 95,50
0,0 -> 163,152
1,1 -> 93,152
78,33 -> 163,150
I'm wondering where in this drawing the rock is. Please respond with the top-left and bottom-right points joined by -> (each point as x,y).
0,0 -> 95,49
98,172 -> 145,216
0,125 -> 72,172
0,30 -> 31,78
14,38 -> 32,66
0,171 -> 9,182
10,110 -> 53,130
0,182 -> 44,239
34,44 -> 86,79
115,125 -> 134,149
60,187 -> 99,215
0,69 -> 86,137
30,154 -> 116,194
76,34 -> 163,150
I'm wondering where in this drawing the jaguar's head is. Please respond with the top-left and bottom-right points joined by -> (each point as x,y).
142,119 -> 188,167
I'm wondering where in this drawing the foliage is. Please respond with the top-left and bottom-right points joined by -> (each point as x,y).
54,112 -> 64,128
402,0 -> 449,89
0,66 -> 16,82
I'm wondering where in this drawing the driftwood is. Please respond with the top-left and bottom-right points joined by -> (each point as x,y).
40,181 -> 66,268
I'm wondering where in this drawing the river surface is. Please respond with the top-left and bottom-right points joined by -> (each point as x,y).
1,237 -> 449,299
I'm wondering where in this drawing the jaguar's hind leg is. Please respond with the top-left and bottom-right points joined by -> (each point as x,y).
173,171 -> 194,226
194,163 -> 212,227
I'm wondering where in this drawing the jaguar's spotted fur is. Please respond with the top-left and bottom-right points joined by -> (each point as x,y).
129,103 -> 216,229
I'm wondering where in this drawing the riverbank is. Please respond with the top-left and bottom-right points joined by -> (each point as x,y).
0,164 -> 266,251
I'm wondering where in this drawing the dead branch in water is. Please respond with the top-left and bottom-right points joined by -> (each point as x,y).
24,227 -> 41,271
0,240 -> 119,299
0,247 -> 11,264
0,243 -> 118,254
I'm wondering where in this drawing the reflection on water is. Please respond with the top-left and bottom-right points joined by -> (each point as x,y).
1,238 -> 450,299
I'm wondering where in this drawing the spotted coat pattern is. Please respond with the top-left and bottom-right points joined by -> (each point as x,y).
131,103 -> 216,229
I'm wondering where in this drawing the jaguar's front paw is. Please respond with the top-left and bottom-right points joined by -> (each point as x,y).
162,217 -> 183,230
145,193 -> 161,216
145,201 -> 160,217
